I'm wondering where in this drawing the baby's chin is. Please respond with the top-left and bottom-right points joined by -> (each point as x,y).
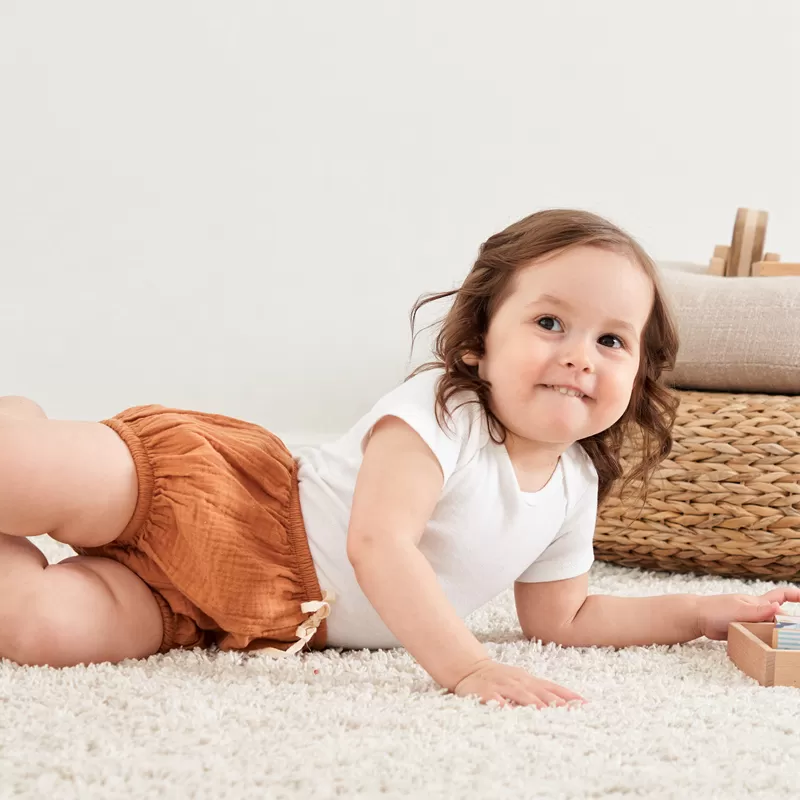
494,401 -> 603,442
522,433 -> 586,448
511,418 -> 604,447
506,425 -> 584,448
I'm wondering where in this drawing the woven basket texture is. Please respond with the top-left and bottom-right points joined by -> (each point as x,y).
595,390 -> 800,580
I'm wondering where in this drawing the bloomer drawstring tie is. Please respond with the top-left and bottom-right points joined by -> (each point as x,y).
262,590 -> 336,657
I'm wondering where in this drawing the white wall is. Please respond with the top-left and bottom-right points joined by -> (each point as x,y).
2,1 -> 798,446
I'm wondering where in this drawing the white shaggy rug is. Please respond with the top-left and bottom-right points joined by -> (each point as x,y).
2,535 -> 800,799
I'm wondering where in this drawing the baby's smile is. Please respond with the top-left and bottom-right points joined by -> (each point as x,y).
537,384 -> 592,401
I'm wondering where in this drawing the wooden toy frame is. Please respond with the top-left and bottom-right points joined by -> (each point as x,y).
728,622 -> 800,687
707,208 -> 800,277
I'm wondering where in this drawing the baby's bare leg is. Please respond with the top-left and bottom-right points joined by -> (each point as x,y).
0,533 -> 163,666
0,397 -> 137,548
0,395 -> 47,420
0,395 -> 163,665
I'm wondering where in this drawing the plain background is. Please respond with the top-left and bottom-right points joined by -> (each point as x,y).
2,1 -> 798,447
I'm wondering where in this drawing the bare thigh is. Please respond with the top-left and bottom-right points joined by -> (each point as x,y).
0,417 -> 138,548
1,536 -> 163,667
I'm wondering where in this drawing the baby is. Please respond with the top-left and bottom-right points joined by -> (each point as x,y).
1,208 -> 796,709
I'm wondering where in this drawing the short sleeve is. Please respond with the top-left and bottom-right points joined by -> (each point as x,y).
359,369 -> 472,484
515,473 -> 598,583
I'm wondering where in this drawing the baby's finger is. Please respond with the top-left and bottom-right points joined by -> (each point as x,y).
502,687 -> 547,709
785,587 -> 800,605
485,692 -> 534,709
762,586 -> 800,606
486,693 -> 509,708
538,690 -> 567,708
546,684 -> 588,704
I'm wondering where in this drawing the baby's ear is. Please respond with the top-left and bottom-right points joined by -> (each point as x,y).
462,352 -> 480,366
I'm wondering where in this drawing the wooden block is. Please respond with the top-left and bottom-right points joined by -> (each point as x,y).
764,252 -> 780,262
728,622 -> 800,687
772,625 -> 800,650
708,256 -> 726,276
708,245 -> 730,276
751,261 -> 800,277
727,208 -> 769,277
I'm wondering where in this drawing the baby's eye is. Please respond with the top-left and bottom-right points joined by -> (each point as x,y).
536,316 -> 562,332
599,334 -> 625,350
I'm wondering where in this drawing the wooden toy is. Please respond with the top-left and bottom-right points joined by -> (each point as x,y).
751,256 -> 800,277
707,208 -> 800,277
728,622 -> 800,687
772,614 -> 800,650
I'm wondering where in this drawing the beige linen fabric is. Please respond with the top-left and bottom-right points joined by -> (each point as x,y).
657,263 -> 800,394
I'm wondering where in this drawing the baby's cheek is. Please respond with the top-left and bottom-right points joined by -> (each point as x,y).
599,390 -> 632,426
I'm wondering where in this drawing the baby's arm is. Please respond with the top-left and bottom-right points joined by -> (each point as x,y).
347,416 -> 489,691
517,577 -> 701,647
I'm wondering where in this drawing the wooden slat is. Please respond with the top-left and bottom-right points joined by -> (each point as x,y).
728,622 -> 774,685
751,261 -> 800,277
728,622 -> 800,686
727,208 -> 769,276
774,650 -> 800,687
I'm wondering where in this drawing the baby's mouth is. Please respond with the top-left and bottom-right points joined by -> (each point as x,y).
539,384 -> 590,400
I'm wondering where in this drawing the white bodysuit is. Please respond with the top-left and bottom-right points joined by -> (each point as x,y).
295,367 -> 598,649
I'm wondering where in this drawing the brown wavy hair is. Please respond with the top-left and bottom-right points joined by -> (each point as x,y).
407,209 -> 680,508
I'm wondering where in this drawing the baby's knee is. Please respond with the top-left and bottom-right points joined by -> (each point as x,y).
0,396 -> 47,421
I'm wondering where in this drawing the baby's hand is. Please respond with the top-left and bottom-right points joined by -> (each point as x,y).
697,586 -> 800,640
453,659 -> 587,709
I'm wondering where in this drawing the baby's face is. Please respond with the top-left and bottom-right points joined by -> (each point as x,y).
470,245 -> 654,460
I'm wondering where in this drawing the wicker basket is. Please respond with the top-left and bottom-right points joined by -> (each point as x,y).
595,390 -> 800,581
